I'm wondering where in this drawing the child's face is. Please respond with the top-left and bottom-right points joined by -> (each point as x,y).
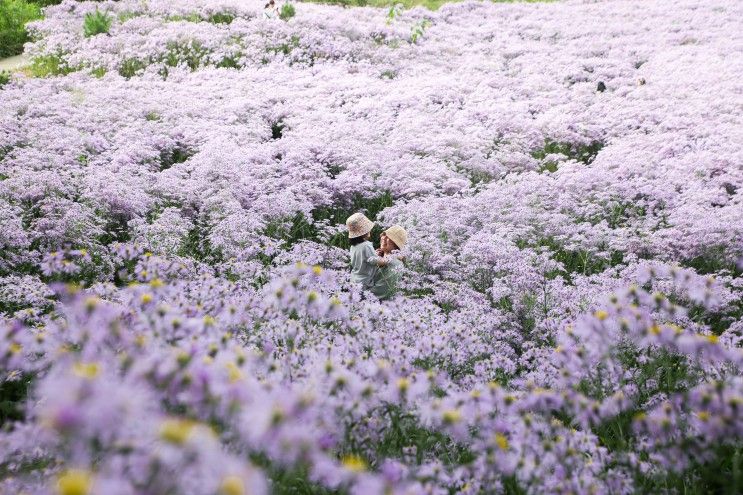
381,233 -> 398,253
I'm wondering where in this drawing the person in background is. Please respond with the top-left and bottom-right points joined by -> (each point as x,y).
264,0 -> 279,18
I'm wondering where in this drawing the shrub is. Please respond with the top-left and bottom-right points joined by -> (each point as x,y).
531,138 -> 604,172
279,3 -> 296,20
29,53 -> 72,77
0,70 -> 10,88
208,12 -> 235,24
0,0 -> 42,58
83,8 -> 112,38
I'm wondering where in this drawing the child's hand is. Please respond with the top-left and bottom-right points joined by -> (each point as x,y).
376,248 -> 384,256
377,258 -> 388,267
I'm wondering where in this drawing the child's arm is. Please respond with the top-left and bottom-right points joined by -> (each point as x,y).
366,254 -> 389,267
366,248 -> 389,267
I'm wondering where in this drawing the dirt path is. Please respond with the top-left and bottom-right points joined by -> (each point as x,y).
0,54 -> 30,72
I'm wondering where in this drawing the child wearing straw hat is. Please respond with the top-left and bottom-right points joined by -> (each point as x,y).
346,212 -> 378,290
369,225 -> 407,300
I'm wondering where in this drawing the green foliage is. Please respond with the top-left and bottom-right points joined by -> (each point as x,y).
515,236 -> 624,277
98,214 -> 131,246
161,40 -> 210,72
531,138 -> 605,173
29,53 -> 73,77
380,69 -> 396,79
682,245 -> 737,275
90,66 -> 106,78
635,447 -> 743,495
165,13 -> 202,23
271,120 -> 285,139
118,57 -> 147,78
216,54 -> 242,69
250,454 -> 341,495
367,405 -> 476,466
264,192 -> 394,251
0,374 -> 33,427
387,2 -> 403,22
279,2 -> 296,20
409,19 -> 430,43
208,12 -> 235,24
0,70 -> 10,87
267,35 -> 301,57
414,352 -> 492,382
0,0 -> 42,58
26,0 -> 63,6
117,10 -> 141,23
178,222 -> 224,263
83,8 -> 112,38
159,145 -> 193,171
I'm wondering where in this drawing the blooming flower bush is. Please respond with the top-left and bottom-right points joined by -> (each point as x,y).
1,0 -> 742,493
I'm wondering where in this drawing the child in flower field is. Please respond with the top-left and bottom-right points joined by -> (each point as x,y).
369,225 -> 407,300
346,212 -> 378,291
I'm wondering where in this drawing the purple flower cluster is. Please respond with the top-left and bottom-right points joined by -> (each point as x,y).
1,0 -> 742,493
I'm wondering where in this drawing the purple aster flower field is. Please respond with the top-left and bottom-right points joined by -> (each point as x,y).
1,0 -> 742,493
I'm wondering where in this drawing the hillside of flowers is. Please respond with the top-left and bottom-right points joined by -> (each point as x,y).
1,0 -> 742,493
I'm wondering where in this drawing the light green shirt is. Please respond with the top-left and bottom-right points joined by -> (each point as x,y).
369,257 -> 403,300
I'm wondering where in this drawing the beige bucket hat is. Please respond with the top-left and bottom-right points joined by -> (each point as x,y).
346,212 -> 374,238
384,225 -> 408,250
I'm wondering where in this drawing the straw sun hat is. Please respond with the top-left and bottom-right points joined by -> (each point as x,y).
384,225 -> 408,249
346,212 -> 374,238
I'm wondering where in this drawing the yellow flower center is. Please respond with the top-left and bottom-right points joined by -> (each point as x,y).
72,362 -> 100,379
219,476 -> 245,495
442,409 -> 462,424
396,377 -> 410,392
56,469 -> 92,495
494,433 -> 509,450
159,418 -> 196,444
342,454 -> 367,472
